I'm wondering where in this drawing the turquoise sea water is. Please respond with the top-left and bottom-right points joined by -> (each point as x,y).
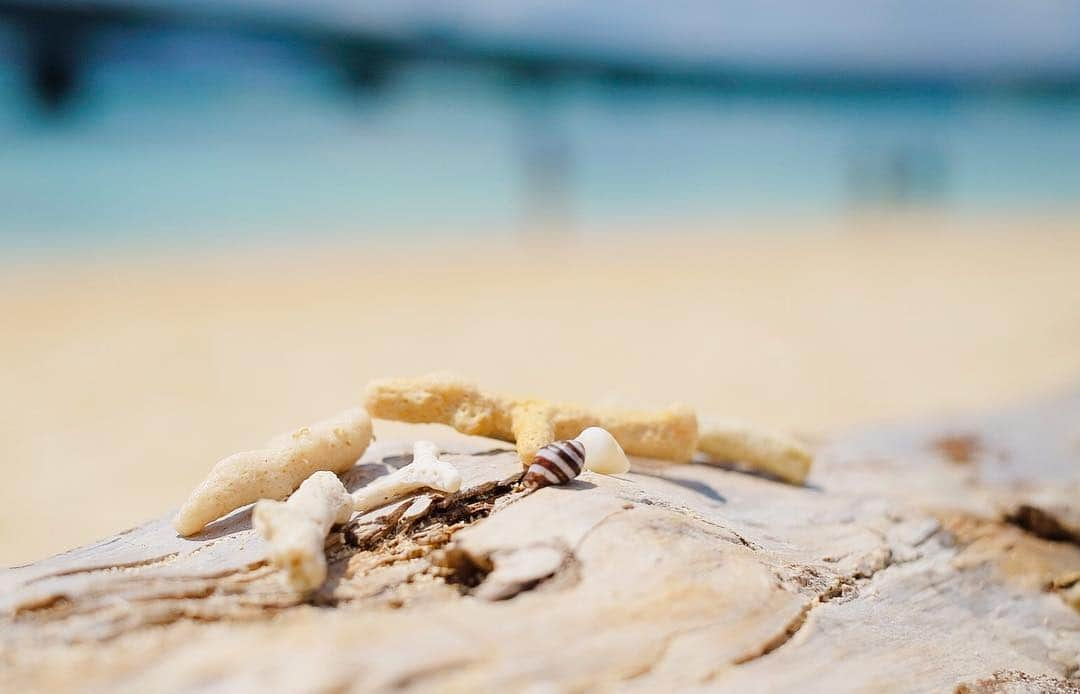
2,53 -> 1080,254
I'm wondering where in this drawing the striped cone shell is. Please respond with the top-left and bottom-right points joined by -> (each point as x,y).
523,439 -> 587,490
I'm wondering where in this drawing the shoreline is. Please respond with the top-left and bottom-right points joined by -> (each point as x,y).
6,206 -> 1080,271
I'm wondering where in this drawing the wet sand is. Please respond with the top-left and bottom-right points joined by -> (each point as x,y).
3,220 -> 1080,565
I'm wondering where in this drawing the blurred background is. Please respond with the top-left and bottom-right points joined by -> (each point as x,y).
2,0 -> 1079,565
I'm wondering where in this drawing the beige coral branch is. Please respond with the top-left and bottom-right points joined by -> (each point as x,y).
365,373 -> 698,465
697,417 -> 813,485
253,471 -> 353,592
174,407 -> 372,536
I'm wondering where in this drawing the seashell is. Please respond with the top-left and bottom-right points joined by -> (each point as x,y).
523,439 -> 586,490
575,426 -> 631,475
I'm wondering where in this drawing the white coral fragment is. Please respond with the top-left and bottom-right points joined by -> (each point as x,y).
351,441 -> 462,513
253,471 -> 353,592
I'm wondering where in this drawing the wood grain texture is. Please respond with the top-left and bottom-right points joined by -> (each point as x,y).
3,392 -> 1080,692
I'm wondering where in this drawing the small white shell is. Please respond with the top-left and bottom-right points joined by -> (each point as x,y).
574,427 -> 631,475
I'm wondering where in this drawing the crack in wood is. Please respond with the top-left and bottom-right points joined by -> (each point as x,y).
25,553 -> 181,584
1007,505 -> 1080,547
730,521 -> 940,668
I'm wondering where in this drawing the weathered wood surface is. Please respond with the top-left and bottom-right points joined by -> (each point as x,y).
2,397 -> 1080,693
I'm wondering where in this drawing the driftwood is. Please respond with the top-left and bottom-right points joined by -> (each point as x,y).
2,394 -> 1080,693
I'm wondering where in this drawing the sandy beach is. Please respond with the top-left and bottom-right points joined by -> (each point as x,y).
3,218 -> 1080,566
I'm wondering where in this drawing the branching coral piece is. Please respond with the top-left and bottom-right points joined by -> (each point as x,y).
174,407 -> 372,536
697,417 -> 813,485
361,372 -> 512,438
365,374 -> 697,465
253,471 -> 352,592
351,441 -> 462,513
